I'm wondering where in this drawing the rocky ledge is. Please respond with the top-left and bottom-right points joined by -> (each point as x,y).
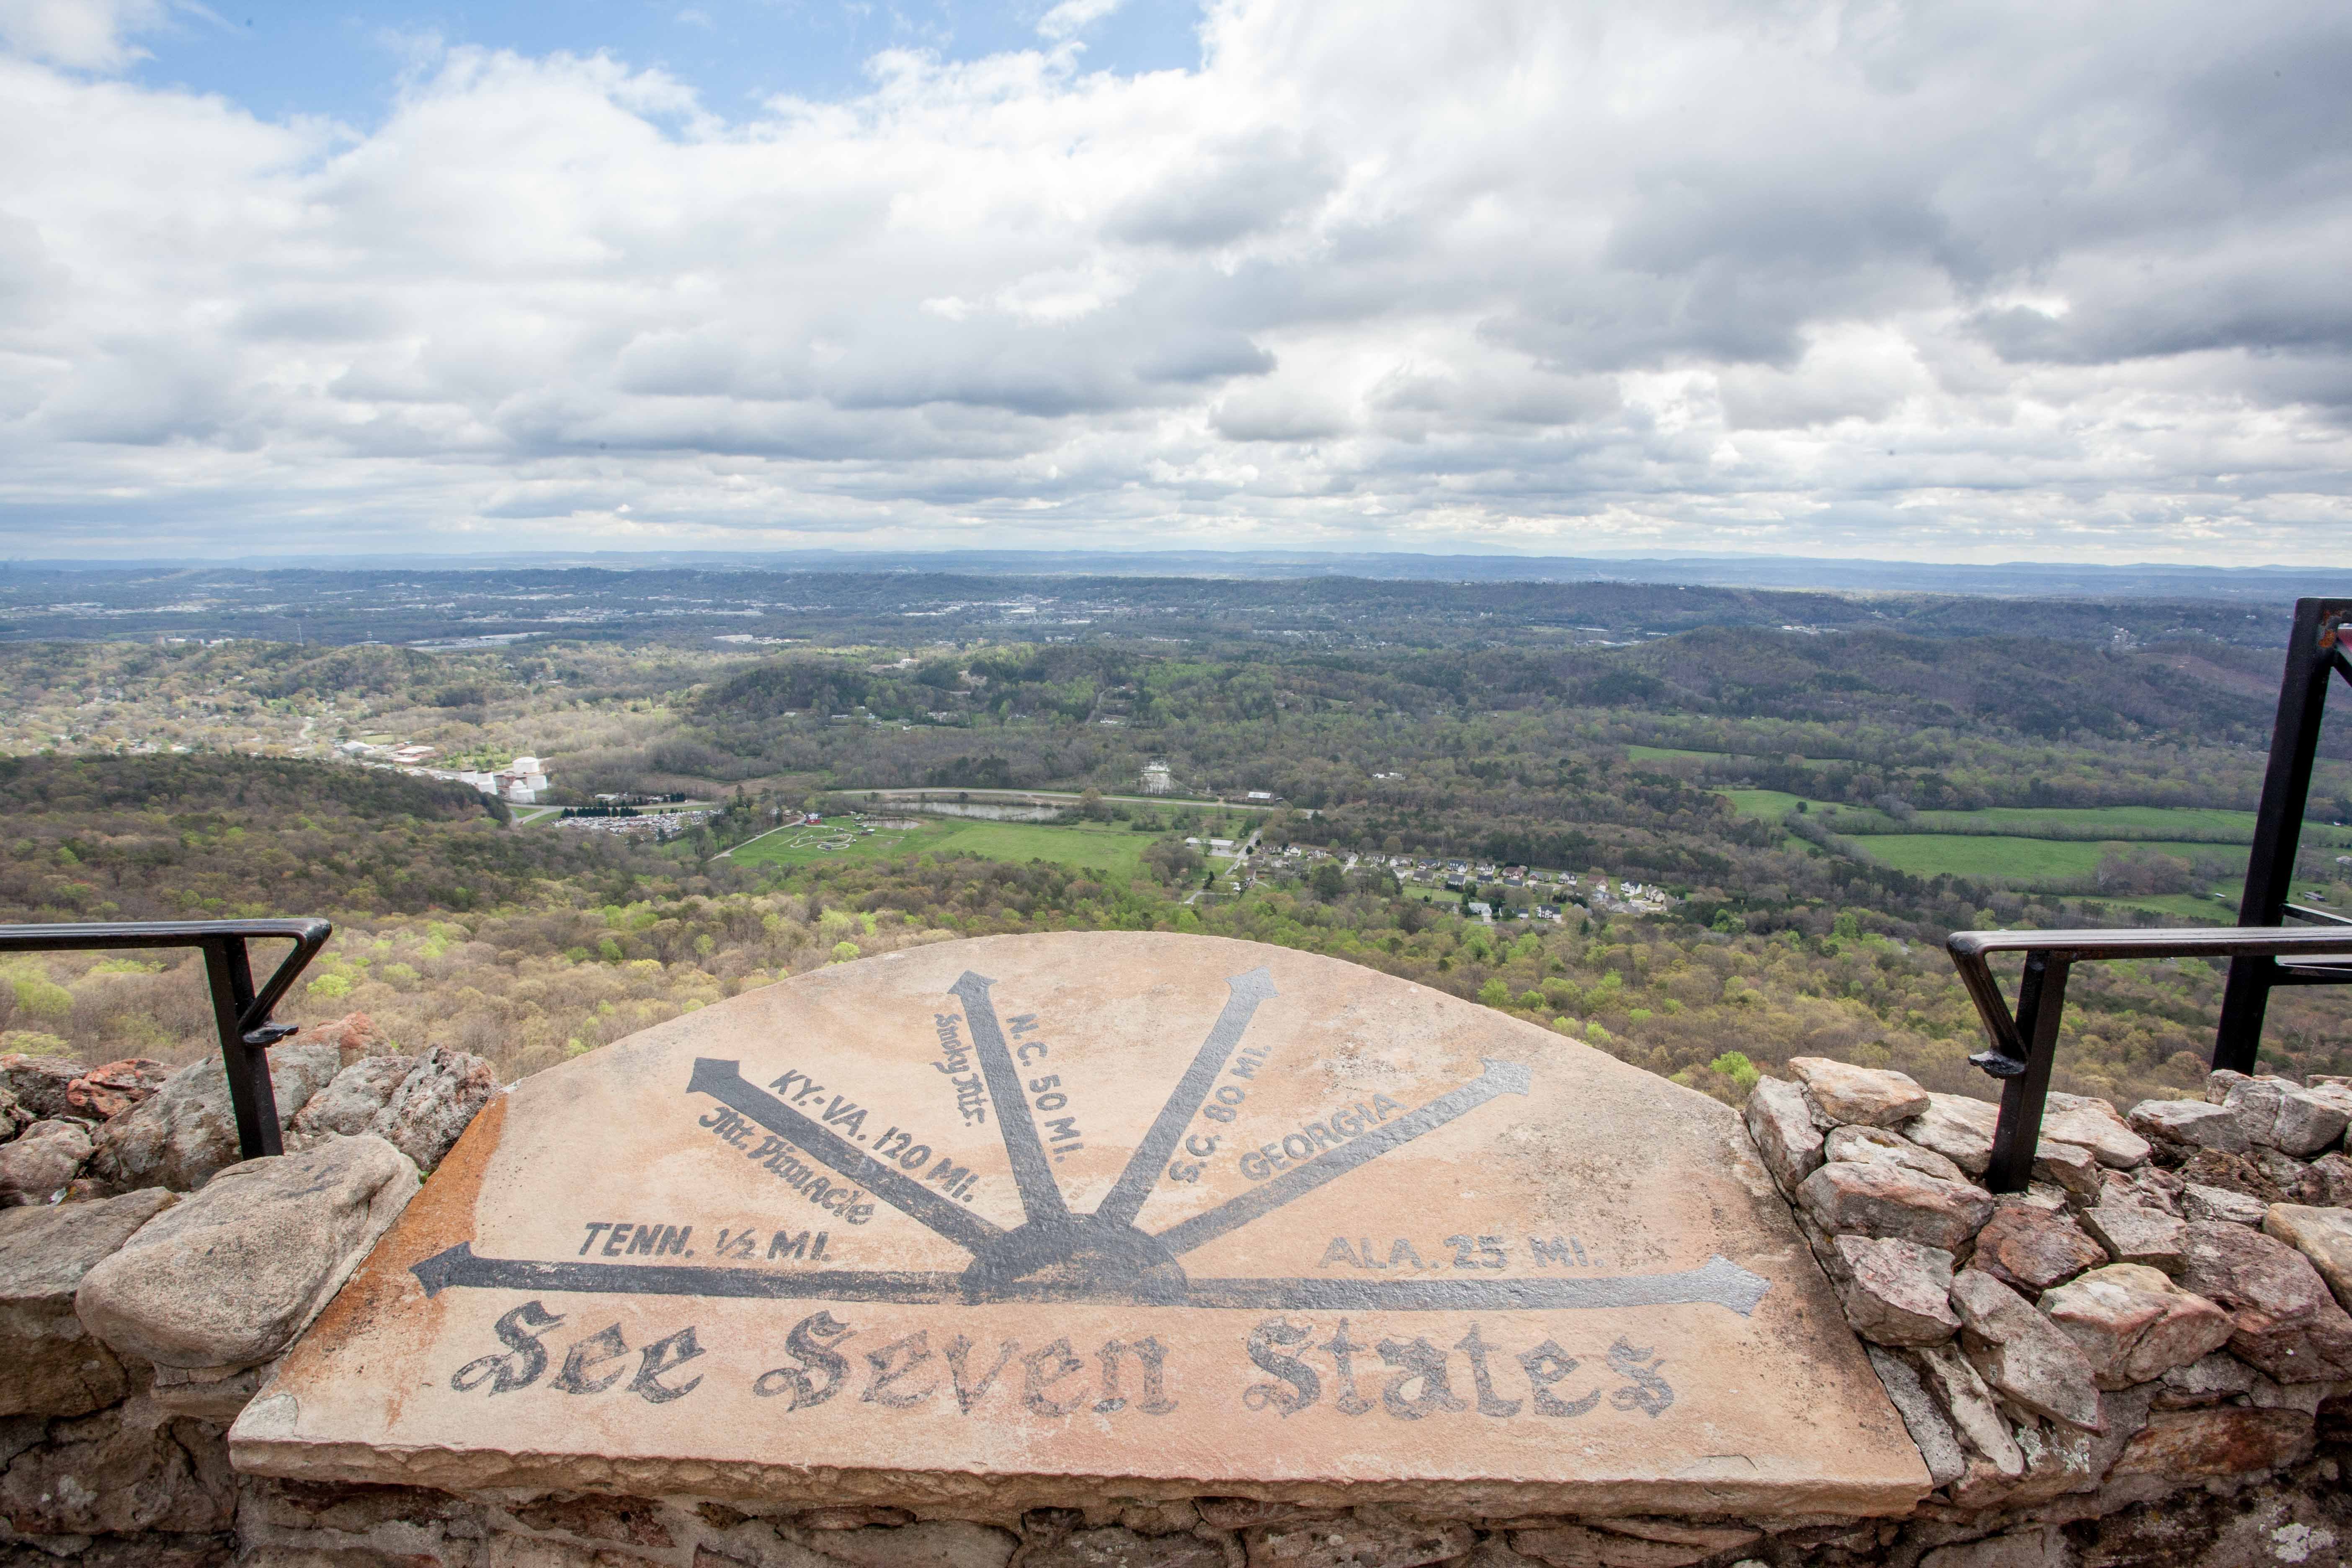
0,1013 -> 2342,1567
1746,1055 -> 2351,1558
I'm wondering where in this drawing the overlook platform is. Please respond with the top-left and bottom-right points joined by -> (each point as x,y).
232,932 -> 1929,1519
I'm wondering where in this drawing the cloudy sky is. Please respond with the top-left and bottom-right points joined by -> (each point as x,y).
2,0 -> 2349,563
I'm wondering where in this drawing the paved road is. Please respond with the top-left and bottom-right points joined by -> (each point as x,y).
841,786 -> 1302,815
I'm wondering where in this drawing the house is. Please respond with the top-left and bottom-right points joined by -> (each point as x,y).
1245,790 -> 1275,802
1466,901 -> 1494,921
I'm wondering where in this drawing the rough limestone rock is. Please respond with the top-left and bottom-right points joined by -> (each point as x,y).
63,1057 -> 172,1121
2182,1180 -> 2270,1225
813,1519 -> 1021,1568
0,1085 -> 24,1142
1865,1346 -> 1967,1486
1968,1203 -> 2107,1293
2028,1138 -> 2104,1201
1742,1077 -> 1822,1197
2037,1263 -> 2235,1389
2153,1351 -> 2255,1408
2174,1220 -> 2352,1382
77,1134 -> 418,1372
1822,1233 -> 1960,1346
0,1187 -> 174,1416
1510,1523 -> 1752,1567
1947,1267 -> 2103,1430
2297,1150 -> 2352,1207
295,1009 -> 391,1066
2220,1076 -> 2351,1157
1250,1512 -> 1476,1568
88,1041 -> 340,1192
288,1054 -> 417,1141
1025,1526 -> 1222,1568
0,1053 -> 84,1120
2108,1406 -> 2316,1481
2263,1203 -> 2352,1310
1901,1093 -> 1998,1177
1823,1124 -> 1967,1185
2128,1097 -> 2248,1155
368,1045 -> 498,1171
2203,1068 -> 2263,1104
2081,1199 -> 2187,1274
1917,1529 -> 2072,1568
1798,1159 -> 1994,1252
1951,1382 -> 2153,1511
2037,1093 -> 2151,1169
0,1400 -> 237,1537
1914,1341 -> 2026,1476
2102,1162 -> 2185,1212
2179,1147 -> 2290,1205
0,1117 -> 93,1205
1788,1057 -> 1929,1127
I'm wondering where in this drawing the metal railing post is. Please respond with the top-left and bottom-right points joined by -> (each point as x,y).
1982,950 -> 2068,1193
200,935 -> 284,1159
2216,596 -> 2351,1072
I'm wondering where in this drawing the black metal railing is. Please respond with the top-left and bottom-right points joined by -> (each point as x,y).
1947,926 -> 2352,1191
1946,596 -> 2352,1193
0,919 -> 331,1160
2215,595 -> 2352,1067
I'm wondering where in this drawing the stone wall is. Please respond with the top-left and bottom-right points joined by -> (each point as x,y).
0,1022 -> 2345,1567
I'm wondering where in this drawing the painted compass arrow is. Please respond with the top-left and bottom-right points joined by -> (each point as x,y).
415,966 -> 1769,1317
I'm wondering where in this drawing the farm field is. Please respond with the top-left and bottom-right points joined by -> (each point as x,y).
1856,834 -> 2241,885
727,815 -> 1153,881
1720,789 -> 1814,819
1712,791 -> 2303,900
1900,805 -> 2268,840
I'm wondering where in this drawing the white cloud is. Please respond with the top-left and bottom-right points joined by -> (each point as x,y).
1037,0 -> 1124,42
0,0 -> 2349,562
0,0 -> 166,70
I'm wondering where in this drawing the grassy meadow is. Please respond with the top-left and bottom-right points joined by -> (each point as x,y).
727,815 -> 1156,881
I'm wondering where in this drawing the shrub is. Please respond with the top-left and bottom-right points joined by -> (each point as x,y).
1708,1050 -> 1760,1092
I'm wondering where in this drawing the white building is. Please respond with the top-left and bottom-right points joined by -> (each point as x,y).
496,756 -> 550,804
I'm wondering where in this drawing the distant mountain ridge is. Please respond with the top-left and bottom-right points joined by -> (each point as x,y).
9,550 -> 2348,601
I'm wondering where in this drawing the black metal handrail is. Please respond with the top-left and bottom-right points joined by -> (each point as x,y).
0,919 -> 332,1160
1947,925 -> 2352,1191
2215,596 -> 2352,1067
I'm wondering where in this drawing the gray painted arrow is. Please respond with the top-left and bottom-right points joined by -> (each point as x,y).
688,1057 -> 1005,1256
1095,966 -> 1278,1230
410,1243 -> 1769,1315
1154,1057 -> 1533,1258
949,972 -> 1070,1225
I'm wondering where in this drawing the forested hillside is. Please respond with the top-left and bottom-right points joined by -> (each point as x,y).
3,581 -> 2346,1118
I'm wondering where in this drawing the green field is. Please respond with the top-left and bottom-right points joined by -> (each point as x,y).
1901,805 -> 2265,839
728,816 -> 1153,880
1720,789 -> 1819,819
1856,835 -> 2243,886
1710,789 -> 2287,896
1625,744 -> 1727,763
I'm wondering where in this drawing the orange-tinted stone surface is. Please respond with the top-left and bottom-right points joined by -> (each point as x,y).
233,933 -> 1929,1516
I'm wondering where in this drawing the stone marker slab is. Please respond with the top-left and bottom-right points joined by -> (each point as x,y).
233,933 -> 1928,1516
